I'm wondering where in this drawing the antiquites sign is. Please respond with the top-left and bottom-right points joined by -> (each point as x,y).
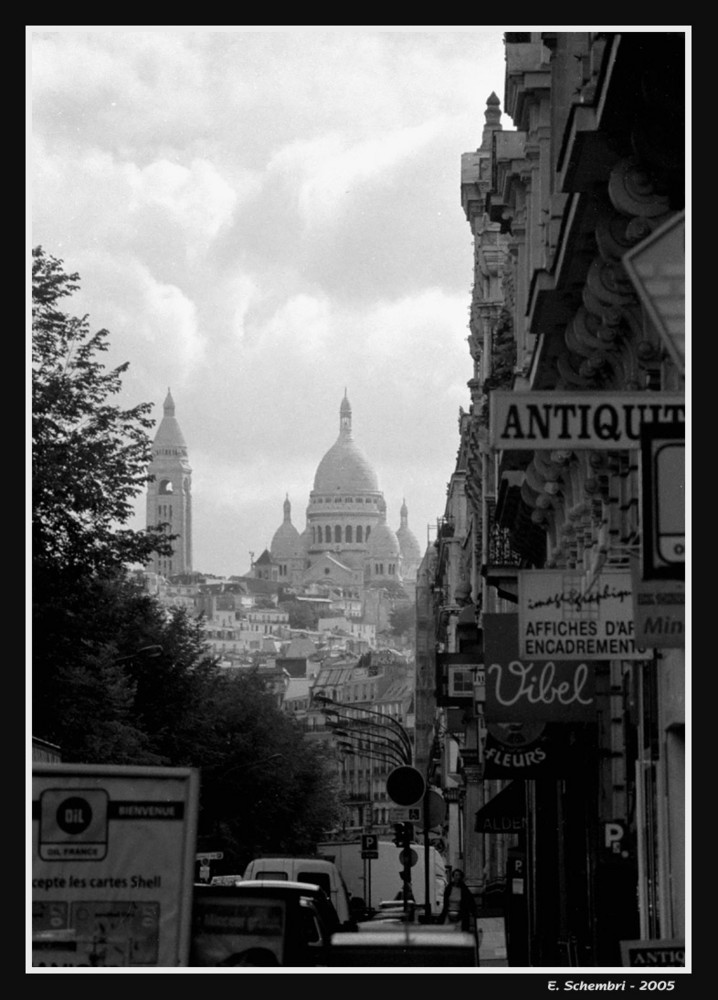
517,569 -> 652,660
489,391 -> 685,450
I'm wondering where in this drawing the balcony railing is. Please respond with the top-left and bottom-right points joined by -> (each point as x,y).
485,498 -> 523,570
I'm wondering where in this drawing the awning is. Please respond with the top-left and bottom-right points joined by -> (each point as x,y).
475,780 -> 526,834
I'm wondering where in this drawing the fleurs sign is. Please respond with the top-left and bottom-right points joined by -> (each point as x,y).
483,721 -> 591,778
517,569 -> 652,661
489,391 -> 685,450
483,614 -> 596,722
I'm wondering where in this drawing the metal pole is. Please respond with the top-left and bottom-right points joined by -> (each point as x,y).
367,856 -> 372,914
423,788 -> 431,922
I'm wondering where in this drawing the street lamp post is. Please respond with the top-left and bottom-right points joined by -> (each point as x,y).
313,693 -> 413,764
114,644 -> 163,664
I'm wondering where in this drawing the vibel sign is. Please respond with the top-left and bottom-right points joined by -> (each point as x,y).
489,391 -> 684,450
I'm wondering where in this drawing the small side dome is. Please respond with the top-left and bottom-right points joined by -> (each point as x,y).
270,496 -> 304,560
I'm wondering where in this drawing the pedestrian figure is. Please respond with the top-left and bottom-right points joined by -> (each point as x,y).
394,870 -> 415,905
439,868 -> 477,932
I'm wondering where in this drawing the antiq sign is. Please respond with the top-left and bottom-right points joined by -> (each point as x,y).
489,391 -> 684,450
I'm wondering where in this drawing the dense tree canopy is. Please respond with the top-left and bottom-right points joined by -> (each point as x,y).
388,602 -> 416,638
32,246 -> 172,583
31,247 -> 342,865
279,599 -> 319,631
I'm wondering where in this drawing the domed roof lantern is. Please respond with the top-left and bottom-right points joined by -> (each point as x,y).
313,392 -> 379,493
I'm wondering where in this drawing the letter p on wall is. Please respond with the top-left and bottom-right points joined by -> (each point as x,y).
604,821 -> 625,853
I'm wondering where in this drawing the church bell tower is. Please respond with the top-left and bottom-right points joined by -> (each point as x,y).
146,389 -> 192,577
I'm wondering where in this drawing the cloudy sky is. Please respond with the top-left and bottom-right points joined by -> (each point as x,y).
30,26 -> 511,578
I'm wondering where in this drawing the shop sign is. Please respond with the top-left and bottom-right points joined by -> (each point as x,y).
483,614 -> 596,721
483,721 -> 589,779
435,652 -> 480,706
622,210 -> 685,375
489,391 -> 684,450
619,939 -> 685,967
517,569 -> 652,660
474,780 -> 525,834
631,563 -> 685,648
640,422 -> 685,580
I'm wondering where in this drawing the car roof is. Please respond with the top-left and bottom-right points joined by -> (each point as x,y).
332,929 -> 476,946
196,880 -> 339,914
232,879 -> 330,894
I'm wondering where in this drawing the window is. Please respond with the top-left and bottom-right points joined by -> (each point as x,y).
298,872 -> 331,897
334,526 -> 341,543
299,901 -> 323,945
345,525 -> 353,543
356,526 -> 363,543
317,526 -> 323,543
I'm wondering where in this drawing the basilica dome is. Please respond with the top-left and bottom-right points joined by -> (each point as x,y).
367,521 -> 401,559
270,496 -> 304,560
367,499 -> 400,558
396,499 -> 421,566
313,393 -> 379,494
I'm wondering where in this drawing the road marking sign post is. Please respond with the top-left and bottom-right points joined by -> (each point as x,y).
361,833 -> 379,859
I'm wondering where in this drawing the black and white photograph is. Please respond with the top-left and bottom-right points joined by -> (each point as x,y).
29,26 -> 689,982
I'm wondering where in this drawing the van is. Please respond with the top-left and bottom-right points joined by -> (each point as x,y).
317,839 -> 447,916
242,857 -> 353,926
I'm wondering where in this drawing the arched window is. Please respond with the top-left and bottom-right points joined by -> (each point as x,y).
356,525 -> 363,543
334,525 -> 341,543
366,526 -> 371,541
345,525 -> 353,543
317,526 -> 323,543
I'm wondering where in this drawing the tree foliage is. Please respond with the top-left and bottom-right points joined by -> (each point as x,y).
32,245 -> 172,584
31,247 -> 342,863
279,599 -> 319,631
196,671 -> 342,870
388,602 -> 416,638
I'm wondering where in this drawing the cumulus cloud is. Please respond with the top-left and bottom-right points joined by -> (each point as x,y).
127,157 -> 239,264
269,120 -> 440,228
31,27 -> 509,576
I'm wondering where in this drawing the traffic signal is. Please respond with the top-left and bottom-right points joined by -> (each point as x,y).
392,822 -> 413,848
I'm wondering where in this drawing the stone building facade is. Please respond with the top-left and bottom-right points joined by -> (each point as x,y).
423,31 -> 686,968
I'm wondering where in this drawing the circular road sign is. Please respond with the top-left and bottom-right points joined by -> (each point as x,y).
399,848 -> 419,867
386,765 -> 426,807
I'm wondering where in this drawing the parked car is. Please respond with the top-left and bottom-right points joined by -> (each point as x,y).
189,880 -> 343,967
242,856 -> 353,927
209,874 -> 244,886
